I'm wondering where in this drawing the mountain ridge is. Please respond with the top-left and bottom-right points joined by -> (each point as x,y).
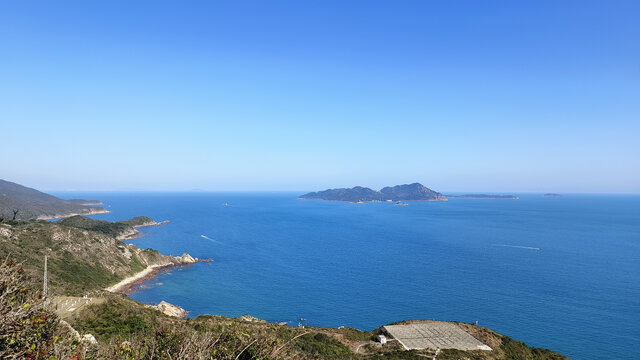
0,179 -> 108,220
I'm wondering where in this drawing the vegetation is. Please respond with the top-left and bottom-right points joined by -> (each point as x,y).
0,219 -> 174,296
55,215 -> 154,238
293,333 -> 351,358
0,179 -> 106,220
0,257 -> 80,359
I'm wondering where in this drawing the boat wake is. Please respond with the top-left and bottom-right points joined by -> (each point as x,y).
493,244 -> 540,251
201,235 -> 221,244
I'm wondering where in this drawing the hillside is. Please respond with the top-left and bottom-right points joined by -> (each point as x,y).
0,218 -> 188,295
66,295 -> 569,359
380,183 -> 448,201
300,183 -> 447,202
0,179 -> 107,220
55,215 -> 160,239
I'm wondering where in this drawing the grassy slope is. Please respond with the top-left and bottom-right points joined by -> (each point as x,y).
55,215 -> 154,237
0,219 -> 163,295
68,294 -> 568,360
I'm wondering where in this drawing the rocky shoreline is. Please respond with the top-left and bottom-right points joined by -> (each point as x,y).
117,220 -> 171,241
106,252 -> 209,294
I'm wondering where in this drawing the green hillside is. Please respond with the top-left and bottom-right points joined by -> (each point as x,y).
0,218 -> 165,295
0,179 -> 107,220
56,215 -> 154,238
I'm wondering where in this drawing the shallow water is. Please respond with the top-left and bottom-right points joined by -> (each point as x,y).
54,192 -> 640,359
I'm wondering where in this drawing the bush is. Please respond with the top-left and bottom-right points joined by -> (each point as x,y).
0,257 -> 59,358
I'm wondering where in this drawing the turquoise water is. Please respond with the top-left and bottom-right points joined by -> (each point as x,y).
54,192 -> 640,359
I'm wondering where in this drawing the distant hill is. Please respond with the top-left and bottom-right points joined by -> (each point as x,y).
300,183 -> 447,202
0,179 -> 107,220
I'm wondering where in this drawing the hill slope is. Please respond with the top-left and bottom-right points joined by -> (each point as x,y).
0,179 -> 107,220
0,218 -> 188,295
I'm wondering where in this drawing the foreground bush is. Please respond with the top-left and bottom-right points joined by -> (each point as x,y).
0,257 -> 59,359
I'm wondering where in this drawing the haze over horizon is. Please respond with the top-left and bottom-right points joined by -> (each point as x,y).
2,1 -> 639,193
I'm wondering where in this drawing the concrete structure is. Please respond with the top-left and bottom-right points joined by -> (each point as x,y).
377,334 -> 387,344
383,323 -> 492,351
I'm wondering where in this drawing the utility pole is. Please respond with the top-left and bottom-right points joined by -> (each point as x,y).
43,255 -> 48,303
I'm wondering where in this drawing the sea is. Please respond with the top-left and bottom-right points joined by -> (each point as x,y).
52,192 -> 640,360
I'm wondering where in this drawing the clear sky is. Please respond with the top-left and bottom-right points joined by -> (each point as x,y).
1,1 -> 638,193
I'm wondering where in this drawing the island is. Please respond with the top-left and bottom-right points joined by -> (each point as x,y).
299,182 -> 447,202
543,193 -> 562,197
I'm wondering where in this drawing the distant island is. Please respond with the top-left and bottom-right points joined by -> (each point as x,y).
0,179 -> 108,220
543,193 -> 562,197
447,194 -> 519,199
299,183 -> 447,202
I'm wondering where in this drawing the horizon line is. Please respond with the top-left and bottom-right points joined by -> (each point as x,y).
44,189 -> 640,195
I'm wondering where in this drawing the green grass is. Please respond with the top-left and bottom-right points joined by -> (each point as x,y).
500,336 -> 568,360
128,252 -> 147,275
293,333 -> 351,359
56,215 -> 131,237
56,215 -> 155,238
50,251 -> 122,295
74,298 -> 156,340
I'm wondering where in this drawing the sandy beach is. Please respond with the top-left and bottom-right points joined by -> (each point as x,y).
105,264 -> 170,293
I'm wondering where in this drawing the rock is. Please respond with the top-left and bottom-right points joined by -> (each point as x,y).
81,334 -> 97,344
177,253 -> 197,264
155,300 -> 188,318
238,314 -> 268,323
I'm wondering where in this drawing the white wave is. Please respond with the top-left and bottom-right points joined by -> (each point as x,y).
493,244 -> 540,251
201,234 -> 221,244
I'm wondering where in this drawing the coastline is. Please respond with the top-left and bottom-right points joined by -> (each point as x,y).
106,263 -> 175,294
117,220 -> 171,241
37,208 -> 110,220
106,249 -> 210,294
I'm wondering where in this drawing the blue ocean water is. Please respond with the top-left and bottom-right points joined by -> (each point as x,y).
53,192 -> 640,359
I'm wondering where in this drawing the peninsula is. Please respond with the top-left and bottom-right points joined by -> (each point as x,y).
0,179 -> 108,220
300,182 -> 447,202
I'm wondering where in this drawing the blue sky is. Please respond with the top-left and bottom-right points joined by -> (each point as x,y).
1,1 -> 638,192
